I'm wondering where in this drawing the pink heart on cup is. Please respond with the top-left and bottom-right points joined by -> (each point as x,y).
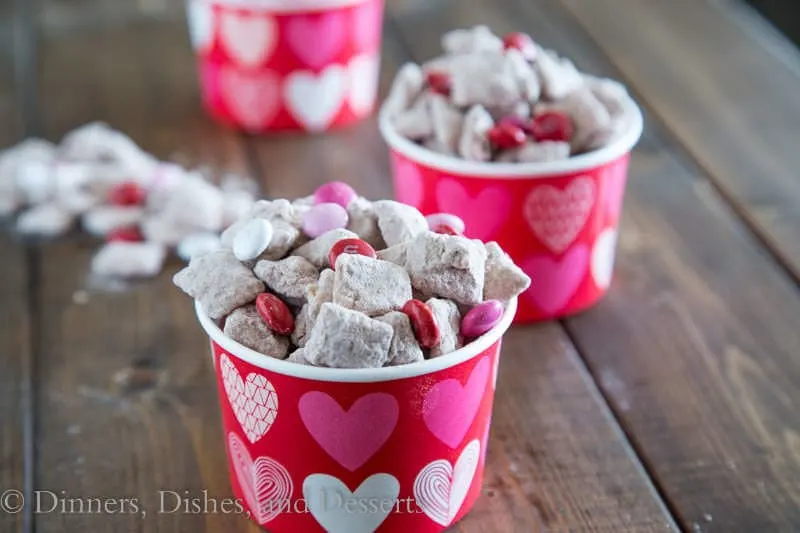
352,0 -> 382,52
423,357 -> 490,449
286,12 -> 347,69
219,66 -> 281,132
299,392 -> 398,472
392,157 -> 425,207
521,244 -> 589,316
435,180 -> 510,242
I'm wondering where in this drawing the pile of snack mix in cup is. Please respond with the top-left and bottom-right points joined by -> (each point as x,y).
173,181 -> 531,368
0,122 -> 257,280
383,26 -> 637,163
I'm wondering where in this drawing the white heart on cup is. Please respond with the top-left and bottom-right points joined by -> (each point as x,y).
220,10 -> 277,68
187,0 -> 214,52
303,473 -> 399,533
413,439 -> 481,527
591,227 -> 618,290
284,65 -> 347,132
348,53 -> 380,116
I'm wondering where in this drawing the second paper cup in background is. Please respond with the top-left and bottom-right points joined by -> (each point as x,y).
196,298 -> 516,532
186,0 -> 384,133
380,102 -> 644,323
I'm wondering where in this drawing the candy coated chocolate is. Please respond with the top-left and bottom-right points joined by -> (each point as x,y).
460,299 -> 504,338
328,238 -> 377,269
313,181 -> 357,209
256,293 -> 295,336
402,299 -> 441,349
302,203 -> 349,238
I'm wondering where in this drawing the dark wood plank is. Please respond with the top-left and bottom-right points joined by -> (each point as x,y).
557,0 -> 800,285
34,16 -> 258,533
250,8 -> 678,532
461,0 -> 800,530
1,2 -> 33,533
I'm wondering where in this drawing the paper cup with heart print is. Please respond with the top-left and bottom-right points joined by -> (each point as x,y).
186,0 -> 383,133
195,297 -> 514,533
379,102 -> 644,323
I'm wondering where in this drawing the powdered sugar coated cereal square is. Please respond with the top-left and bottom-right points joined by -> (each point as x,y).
333,254 -> 412,316
304,303 -> 393,368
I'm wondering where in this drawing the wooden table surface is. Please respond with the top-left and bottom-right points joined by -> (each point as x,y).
2,0 -> 800,531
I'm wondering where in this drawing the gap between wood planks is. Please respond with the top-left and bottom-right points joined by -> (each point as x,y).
383,7 -> 683,532
11,0 -> 39,531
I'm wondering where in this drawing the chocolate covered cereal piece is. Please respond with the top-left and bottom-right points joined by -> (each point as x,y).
82,205 -> 143,236
535,49 -> 584,100
16,204 -> 73,237
333,254 -> 413,316
249,198 -> 306,228
458,105 -> 494,162
384,63 -> 425,118
91,242 -> 166,278
504,48 -> 541,102
304,303 -> 393,368
287,347 -> 311,365
430,94 -> 464,153
254,256 -> 319,305
448,52 -> 520,109
514,141 -> 571,163
426,298 -> 463,357
376,311 -> 424,365
173,250 -> 264,319
406,232 -> 487,305
346,197 -> 386,249
376,241 -> 411,267
442,25 -> 503,54
393,94 -> 434,140
224,305 -> 290,359
372,200 -> 427,247
558,88 -> 613,153
293,228 -> 358,268
293,268 -> 335,347
483,241 -> 531,300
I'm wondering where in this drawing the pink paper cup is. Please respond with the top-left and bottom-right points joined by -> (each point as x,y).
195,297 -> 516,532
379,102 -> 644,323
186,0 -> 384,133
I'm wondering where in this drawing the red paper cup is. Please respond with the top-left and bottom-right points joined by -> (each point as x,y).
379,103 -> 644,323
195,297 -> 515,532
186,0 -> 384,133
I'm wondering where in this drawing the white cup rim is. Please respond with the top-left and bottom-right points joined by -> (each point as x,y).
197,0 -> 370,13
195,297 -> 516,383
379,98 -> 644,179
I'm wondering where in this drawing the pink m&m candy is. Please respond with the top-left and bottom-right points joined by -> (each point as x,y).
425,213 -> 466,234
302,202 -> 349,238
460,300 -> 504,339
313,181 -> 357,208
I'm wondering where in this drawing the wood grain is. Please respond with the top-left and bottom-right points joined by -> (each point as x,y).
251,7 -> 679,532
555,0 -> 800,284
1,1 -> 32,533
33,16 -> 257,533
492,0 -> 800,530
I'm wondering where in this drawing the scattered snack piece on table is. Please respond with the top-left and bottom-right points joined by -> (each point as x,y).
384,26 -> 637,162
173,182 -> 531,368
0,122 -> 256,280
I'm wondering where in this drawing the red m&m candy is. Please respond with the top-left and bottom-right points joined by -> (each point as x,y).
255,293 -> 295,336
402,299 -> 440,349
108,181 -> 147,206
106,226 -> 143,243
426,71 -> 452,96
487,122 -> 527,149
531,111 -> 574,143
503,32 -> 537,61
328,238 -> 377,269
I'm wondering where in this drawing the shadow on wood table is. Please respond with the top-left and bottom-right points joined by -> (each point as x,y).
1,0 -> 799,532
